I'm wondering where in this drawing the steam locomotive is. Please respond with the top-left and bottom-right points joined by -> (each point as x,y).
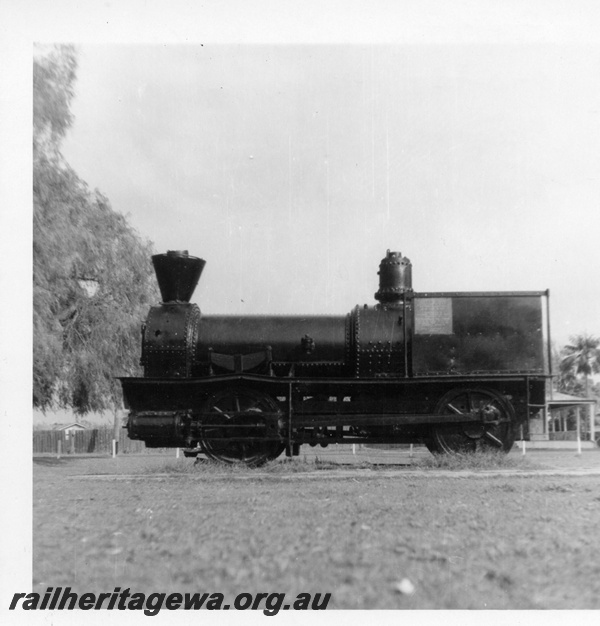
120,250 -> 551,465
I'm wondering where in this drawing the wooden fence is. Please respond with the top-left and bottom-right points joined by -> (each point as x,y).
33,427 -> 158,455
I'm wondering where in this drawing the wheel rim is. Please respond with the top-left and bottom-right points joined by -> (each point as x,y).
430,388 -> 515,454
199,388 -> 284,466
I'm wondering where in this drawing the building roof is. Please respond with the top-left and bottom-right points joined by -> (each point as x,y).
548,391 -> 596,407
55,422 -> 87,431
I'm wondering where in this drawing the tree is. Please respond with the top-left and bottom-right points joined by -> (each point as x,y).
33,44 -> 77,157
33,45 -> 158,415
559,334 -> 600,398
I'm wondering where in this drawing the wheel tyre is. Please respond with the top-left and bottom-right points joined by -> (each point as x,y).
200,387 -> 285,467
425,439 -> 441,454
429,387 -> 516,455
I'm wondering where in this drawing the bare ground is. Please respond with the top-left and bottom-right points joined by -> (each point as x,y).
33,448 -> 600,609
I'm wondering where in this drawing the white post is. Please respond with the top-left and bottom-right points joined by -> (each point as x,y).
176,447 -> 180,458
409,444 -> 413,458
521,425 -> 526,455
112,439 -> 117,458
57,439 -> 61,459
576,407 -> 581,455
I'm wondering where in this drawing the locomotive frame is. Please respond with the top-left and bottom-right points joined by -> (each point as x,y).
120,250 -> 552,466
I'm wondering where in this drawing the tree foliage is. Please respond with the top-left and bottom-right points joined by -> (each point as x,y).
33,44 -> 77,154
33,45 -> 158,414
557,334 -> 600,398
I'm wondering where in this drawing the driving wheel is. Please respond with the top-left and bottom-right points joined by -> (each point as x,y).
427,387 -> 516,454
199,387 -> 285,467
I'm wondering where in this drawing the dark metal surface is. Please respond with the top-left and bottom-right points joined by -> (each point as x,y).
121,250 -> 552,459
374,250 -> 413,304
412,294 -> 545,375
427,387 -> 516,453
121,373 -> 543,416
141,303 -> 200,377
198,387 -> 285,465
152,250 -> 205,303
415,291 -> 548,298
197,314 -> 347,365
350,304 -> 406,377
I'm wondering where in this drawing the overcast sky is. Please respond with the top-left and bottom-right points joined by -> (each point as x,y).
61,42 -> 600,345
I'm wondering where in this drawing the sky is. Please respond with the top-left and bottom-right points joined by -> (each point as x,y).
60,42 -> 600,346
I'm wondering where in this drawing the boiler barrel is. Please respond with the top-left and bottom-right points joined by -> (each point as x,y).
197,315 -> 347,363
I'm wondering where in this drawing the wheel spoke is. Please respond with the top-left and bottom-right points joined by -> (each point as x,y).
432,387 -> 515,455
213,406 -> 232,420
466,392 -> 474,413
200,388 -> 284,466
483,430 -> 504,447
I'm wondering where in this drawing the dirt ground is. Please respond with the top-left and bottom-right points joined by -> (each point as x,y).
32,448 -> 600,610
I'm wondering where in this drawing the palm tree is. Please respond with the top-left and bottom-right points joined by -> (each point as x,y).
560,334 -> 600,398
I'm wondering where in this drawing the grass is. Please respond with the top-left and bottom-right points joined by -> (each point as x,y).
32,452 -> 600,609
413,449 -> 535,470
140,448 -> 534,475
140,455 -> 322,475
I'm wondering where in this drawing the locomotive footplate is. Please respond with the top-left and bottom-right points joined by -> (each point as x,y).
122,374 -> 535,457
126,392 -> 507,438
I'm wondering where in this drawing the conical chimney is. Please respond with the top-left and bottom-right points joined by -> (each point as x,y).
152,250 -> 205,303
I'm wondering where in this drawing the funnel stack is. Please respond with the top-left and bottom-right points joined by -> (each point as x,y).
151,250 -> 205,303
